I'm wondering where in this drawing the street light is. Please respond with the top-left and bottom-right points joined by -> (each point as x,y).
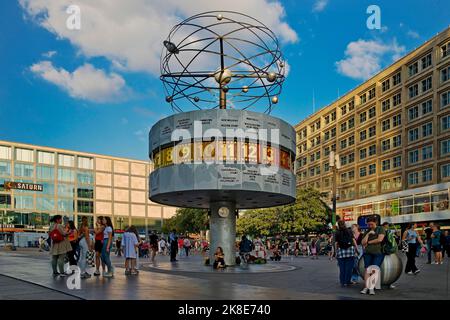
329,151 -> 341,231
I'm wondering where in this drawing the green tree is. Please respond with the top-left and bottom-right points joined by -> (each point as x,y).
236,187 -> 330,237
162,208 -> 209,234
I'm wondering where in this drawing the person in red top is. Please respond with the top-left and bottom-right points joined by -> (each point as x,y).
94,216 -> 105,276
178,237 -> 184,257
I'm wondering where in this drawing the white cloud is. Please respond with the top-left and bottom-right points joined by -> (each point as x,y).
312,0 -> 328,12
335,39 -> 405,80
19,0 -> 298,76
30,61 -> 127,103
407,30 -> 420,39
42,50 -> 57,58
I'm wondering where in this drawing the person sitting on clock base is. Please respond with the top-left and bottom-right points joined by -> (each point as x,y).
213,247 -> 226,269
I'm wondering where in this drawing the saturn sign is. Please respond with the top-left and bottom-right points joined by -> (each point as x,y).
4,181 -> 43,192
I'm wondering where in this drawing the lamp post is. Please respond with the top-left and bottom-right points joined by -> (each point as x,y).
329,151 -> 341,231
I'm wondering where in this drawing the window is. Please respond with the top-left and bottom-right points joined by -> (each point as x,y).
359,112 -> 367,123
341,105 -> 347,115
78,157 -> 93,170
368,106 -> 376,118
58,154 -> 75,167
360,130 -> 367,141
360,149 -> 367,160
422,168 -> 432,182
408,62 -> 418,77
324,131 -> 330,141
37,197 -> 55,211
37,151 -> 54,165
409,150 -> 419,164
324,147 -> 330,156
382,159 -> 391,171
36,165 -> 54,180
442,43 -> 450,58
0,161 -> 11,176
15,148 -> 33,162
340,155 -> 348,165
441,66 -> 450,83
368,88 -> 376,100
58,199 -> 74,213
382,79 -> 390,92
422,77 -> 432,92
441,115 -> 450,131
369,164 -> 376,175
77,200 -> 94,213
77,171 -> 94,185
393,135 -> 402,148
382,99 -> 391,112
393,156 -> 402,168
393,93 -> 401,106
324,163 -> 330,172
408,172 -> 419,185
442,163 -> 450,178
331,111 -> 336,121
14,163 -> 34,178
0,146 -> 12,160
348,100 -> 355,111
421,54 -> 432,69
58,184 -> 75,198
409,84 -> 418,98
441,91 -> 450,108
58,168 -> 75,182
393,72 -> 401,85
348,135 -> 355,146
360,167 -> 367,177
360,93 -> 367,104
348,153 -> 355,163
409,106 -> 419,120
381,139 -> 390,151
422,145 -> 433,160
441,139 -> 450,156
348,117 -> 355,129
341,122 -> 347,132
393,114 -> 401,127
382,119 -> 391,131
331,128 -> 336,137
325,115 -> 330,125
409,128 -> 419,142
369,145 -> 376,156
422,122 -> 432,137
14,195 -> 34,210
422,100 -> 432,115
369,126 -> 376,137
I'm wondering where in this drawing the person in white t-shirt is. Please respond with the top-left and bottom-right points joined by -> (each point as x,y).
122,226 -> 139,275
101,217 -> 115,278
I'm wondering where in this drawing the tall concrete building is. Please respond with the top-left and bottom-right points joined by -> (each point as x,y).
0,140 -> 176,234
295,27 -> 450,226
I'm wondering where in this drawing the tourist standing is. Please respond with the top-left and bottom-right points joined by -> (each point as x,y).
310,238 -> 318,259
402,223 -> 422,274
444,230 -> 450,259
294,238 -> 300,256
169,229 -> 178,262
327,235 -> 334,261
78,216 -> 92,279
49,215 -> 72,277
115,237 -> 122,256
424,223 -> 434,264
66,220 -> 78,267
158,237 -> 166,255
122,226 -> 139,275
360,216 -> 386,295
351,224 -> 363,283
431,224 -> 443,264
93,216 -> 105,276
101,217 -> 115,277
335,220 -> 357,287
149,231 -> 158,262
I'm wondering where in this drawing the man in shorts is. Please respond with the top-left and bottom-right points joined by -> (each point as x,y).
360,216 -> 385,295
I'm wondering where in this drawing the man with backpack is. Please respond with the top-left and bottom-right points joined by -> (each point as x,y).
335,220 -> 358,287
239,235 -> 253,263
381,222 -> 398,255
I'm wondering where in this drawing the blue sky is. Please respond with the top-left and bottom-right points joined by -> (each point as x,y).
0,0 -> 449,160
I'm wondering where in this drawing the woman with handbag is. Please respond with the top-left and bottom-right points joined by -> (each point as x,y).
66,220 -> 79,267
49,215 -> 72,277
78,216 -> 92,279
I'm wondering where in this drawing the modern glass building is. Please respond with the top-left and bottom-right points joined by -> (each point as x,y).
295,27 -> 450,227
0,140 -> 176,234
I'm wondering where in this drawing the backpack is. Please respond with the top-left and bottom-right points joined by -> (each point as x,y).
382,230 -> 398,255
337,229 -> 352,249
49,226 -> 64,243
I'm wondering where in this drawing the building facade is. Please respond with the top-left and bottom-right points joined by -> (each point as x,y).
295,27 -> 450,226
0,140 -> 176,234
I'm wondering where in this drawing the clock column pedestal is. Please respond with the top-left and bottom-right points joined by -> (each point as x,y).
209,201 -> 236,266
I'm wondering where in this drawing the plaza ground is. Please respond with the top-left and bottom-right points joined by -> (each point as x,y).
0,248 -> 448,300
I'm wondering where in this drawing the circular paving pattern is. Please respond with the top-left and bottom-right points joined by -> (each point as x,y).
145,260 -> 297,273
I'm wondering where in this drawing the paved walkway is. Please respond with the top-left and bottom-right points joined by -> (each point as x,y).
0,249 -> 449,300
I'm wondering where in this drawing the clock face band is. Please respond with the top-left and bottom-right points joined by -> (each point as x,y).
151,139 -> 295,172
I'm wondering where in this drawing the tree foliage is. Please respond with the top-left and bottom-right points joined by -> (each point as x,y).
162,207 -> 209,234
236,187 -> 331,237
